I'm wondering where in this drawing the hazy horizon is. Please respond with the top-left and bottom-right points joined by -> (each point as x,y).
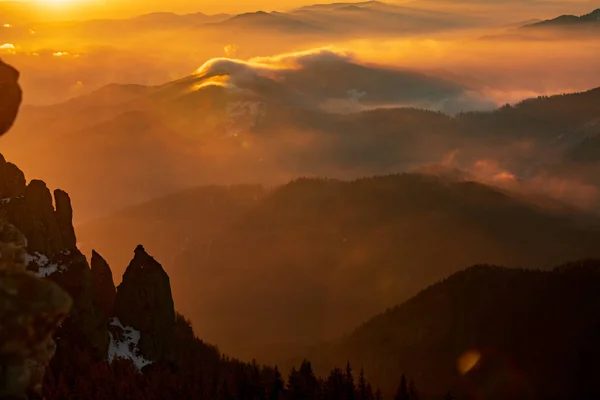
3,2 -> 600,399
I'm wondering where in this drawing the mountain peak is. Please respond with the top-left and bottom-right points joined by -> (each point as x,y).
524,7 -> 600,28
232,10 -> 272,20
134,244 -> 146,255
114,246 -> 175,362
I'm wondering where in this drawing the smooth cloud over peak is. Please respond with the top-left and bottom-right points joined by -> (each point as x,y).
183,47 -> 495,114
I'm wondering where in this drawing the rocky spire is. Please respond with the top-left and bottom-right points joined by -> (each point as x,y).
113,245 -> 176,362
0,165 -> 78,257
91,250 -> 116,319
0,155 -> 26,199
54,189 -> 77,250
23,180 -> 65,256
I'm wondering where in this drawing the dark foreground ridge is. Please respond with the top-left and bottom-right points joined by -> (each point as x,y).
306,260 -> 600,399
0,152 -> 389,400
3,147 -> 600,399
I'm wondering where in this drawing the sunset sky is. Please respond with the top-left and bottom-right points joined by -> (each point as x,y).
2,0 -> 315,20
2,0 -> 599,21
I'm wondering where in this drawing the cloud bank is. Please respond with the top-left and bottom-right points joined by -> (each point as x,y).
182,47 -> 496,115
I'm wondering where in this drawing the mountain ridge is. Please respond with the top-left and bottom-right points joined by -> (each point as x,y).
523,8 -> 600,29
302,259 -> 600,399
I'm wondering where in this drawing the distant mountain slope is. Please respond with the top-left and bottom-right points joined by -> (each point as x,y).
523,8 -> 600,29
288,1 -> 465,35
177,1 -> 470,42
33,11 -> 231,39
77,185 -> 267,277
6,72 -> 600,221
305,260 -> 600,399
3,49 -> 491,221
198,11 -> 325,34
80,172 -> 600,362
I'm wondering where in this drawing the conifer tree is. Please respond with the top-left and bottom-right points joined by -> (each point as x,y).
408,379 -> 419,400
270,366 -> 284,400
374,388 -> 383,400
394,374 -> 409,400
344,361 -> 356,400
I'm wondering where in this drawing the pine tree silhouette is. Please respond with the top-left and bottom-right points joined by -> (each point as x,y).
394,374 -> 409,400
270,366 -> 284,400
408,380 -> 419,400
345,361 -> 356,400
357,368 -> 374,400
374,388 -> 383,400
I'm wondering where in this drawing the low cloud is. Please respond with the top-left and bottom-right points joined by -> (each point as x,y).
184,47 -> 495,114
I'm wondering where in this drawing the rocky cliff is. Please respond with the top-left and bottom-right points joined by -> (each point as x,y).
112,245 -> 176,364
0,57 -> 181,398
0,149 -> 181,392
0,156 -> 108,358
91,250 -> 117,320
0,58 -> 72,400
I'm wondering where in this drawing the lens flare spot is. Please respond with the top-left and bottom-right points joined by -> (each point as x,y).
457,350 -> 481,375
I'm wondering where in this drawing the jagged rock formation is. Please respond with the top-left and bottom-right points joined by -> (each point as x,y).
90,250 -> 116,319
54,189 -> 77,250
0,155 -> 25,199
0,169 -> 78,258
0,58 -> 22,136
49,250 -> 109,358
0,154 -> 108,357
0,58 -> 72,400
113,245 -> 176,363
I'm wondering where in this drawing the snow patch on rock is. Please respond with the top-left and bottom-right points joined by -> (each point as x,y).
25,252 -> 66,278
108,317 -> 153,371
0,195 -> 23,205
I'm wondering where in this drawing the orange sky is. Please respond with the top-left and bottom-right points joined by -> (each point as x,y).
1,0 -> 322,20
3,0 -> 599,21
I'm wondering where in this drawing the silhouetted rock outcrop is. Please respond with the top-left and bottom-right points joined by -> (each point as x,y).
91,250 -> 116,319
54,189 -> 77,250
50,250 -> 109,358
0,59 -> 72,400
23,180 -> 65,256
113,245 -> 175,362
0,155 -> 26,199
0,153 -> 109,358
0,256 -> 71,399
0,166 -> 78,257
0,58 -> 22,135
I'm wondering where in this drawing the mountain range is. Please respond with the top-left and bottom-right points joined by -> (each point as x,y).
4,148 -> 600,399
1,1 -> 469,48
523,8 -> 600,30
4,2 -> 600,399
4,65 -> 600,222
2,48 -> 498,221
0,151 -> 316,400
78,171 -> 600,361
